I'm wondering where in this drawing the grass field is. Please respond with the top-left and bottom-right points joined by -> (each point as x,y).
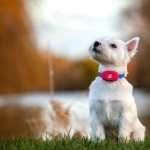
0,136 -> 150,150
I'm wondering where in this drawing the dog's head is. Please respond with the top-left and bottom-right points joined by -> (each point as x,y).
89,37 -> 139,66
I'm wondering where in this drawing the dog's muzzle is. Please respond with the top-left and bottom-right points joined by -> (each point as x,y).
92,41 -> 101,53
92,48 -> 101,53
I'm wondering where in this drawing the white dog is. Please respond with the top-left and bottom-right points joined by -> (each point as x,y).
89,37 -> 145,141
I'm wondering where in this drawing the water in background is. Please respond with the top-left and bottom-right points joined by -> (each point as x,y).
0,88 -> 150,116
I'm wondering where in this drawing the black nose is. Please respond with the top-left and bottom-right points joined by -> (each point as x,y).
94,41 -> 101,47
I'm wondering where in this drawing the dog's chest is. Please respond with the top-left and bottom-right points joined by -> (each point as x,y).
89,77 -> 133,127
89,77 -> 133,101
97,100 -> 124,127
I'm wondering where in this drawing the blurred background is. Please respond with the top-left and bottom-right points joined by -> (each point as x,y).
0,0 -> 150,138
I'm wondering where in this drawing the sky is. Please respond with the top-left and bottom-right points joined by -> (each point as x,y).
27,0 -> 134,60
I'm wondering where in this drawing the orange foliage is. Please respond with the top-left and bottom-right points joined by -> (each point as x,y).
0,0 -> 49,94
125,0 -> 150,88
0,105 -> 44,138
42,53 -> 98,91
127,60 -> 138,86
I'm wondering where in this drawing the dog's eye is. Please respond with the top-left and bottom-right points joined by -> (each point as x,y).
110,44 -> 117,48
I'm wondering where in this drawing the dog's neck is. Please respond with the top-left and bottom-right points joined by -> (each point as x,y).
98,64 -> 128,77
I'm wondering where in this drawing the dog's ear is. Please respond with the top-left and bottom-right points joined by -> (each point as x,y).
125,37 -> 140,57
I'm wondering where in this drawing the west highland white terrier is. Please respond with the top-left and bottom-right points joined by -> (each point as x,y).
89,37 -> 145,141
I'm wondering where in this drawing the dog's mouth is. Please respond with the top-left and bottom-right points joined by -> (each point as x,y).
92,48 -> 101,54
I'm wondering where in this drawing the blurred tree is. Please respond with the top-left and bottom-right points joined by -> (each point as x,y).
0,0 -> 49,94
125,0 -> 150,88
48,55 -> 98,91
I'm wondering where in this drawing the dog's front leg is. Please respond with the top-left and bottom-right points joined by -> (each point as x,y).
90,112 -> 105,141
118,114 -> 131,141
90,100 -> 105,141
91,117 -> 105,140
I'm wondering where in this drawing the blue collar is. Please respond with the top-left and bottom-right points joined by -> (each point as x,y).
99,73 -> 125,78
99,71 -> 125,82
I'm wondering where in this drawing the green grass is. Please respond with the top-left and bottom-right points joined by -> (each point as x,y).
0,136 -> 150,150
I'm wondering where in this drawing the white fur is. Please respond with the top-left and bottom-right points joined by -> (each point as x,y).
89,37 -> 145,141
